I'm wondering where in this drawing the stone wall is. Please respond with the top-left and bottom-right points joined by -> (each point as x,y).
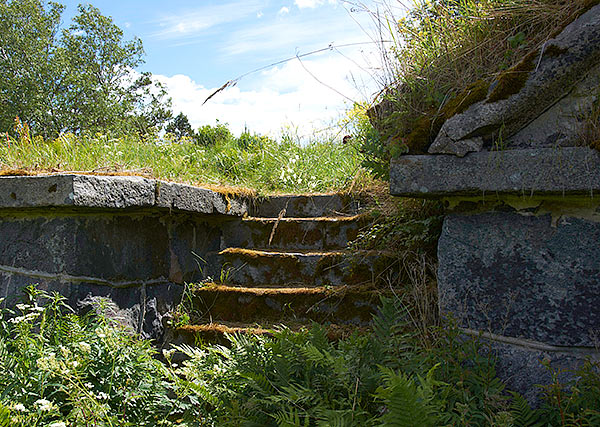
0,174 -> 250,339
389,4 -> 600,404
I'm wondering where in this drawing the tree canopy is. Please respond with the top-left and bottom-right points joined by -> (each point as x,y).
0,0 -> 172,137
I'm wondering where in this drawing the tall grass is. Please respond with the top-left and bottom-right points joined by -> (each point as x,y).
0,122 -> 371,194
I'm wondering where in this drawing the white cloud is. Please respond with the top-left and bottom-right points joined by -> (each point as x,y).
220,12 -> 364,57
156,50 -> 381,138
152,1 -> 262,39
278,7 -> 290,15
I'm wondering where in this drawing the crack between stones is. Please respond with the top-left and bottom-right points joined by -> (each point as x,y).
0,264 -> 168,289
461,328 -> 600,355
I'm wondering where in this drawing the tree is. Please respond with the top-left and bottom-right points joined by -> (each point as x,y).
0,0 -> 172,137
0,0 -> 63,136
165,112 -> 194,140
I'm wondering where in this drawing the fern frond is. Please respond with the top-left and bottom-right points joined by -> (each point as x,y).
375,366 -> 438,427
0,403 -> 10,427
509,392 -> 545,427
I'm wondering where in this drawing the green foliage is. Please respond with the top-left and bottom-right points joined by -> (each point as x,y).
165,112 -> 194,141
341,103 -> 388,179
0,0 -> 171,137
350,198 -> 444,258
194,121 -> 234,146
1,286 -> 600,425
0,285 -> 187,426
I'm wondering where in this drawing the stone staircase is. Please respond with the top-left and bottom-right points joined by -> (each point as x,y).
169,193 -> 396,344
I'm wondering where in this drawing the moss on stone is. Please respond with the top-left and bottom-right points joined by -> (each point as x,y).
400,80 -> 490,154
543,44 -> 568,58
442,80 -> 490,117
401,116 -> 436,155
487,50 -> 537,103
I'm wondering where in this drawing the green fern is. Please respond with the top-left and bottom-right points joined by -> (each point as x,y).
0,403 -> 9,427
274,408 -> 310,427
509,392 -> 545,427
374,366 -> 438,427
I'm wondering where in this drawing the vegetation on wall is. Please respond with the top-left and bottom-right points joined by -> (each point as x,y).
1,121 -> 370,194
355,0 -> 596,177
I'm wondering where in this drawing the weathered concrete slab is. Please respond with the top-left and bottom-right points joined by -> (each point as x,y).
0,174 -> 156,208
468,331 -> 600,406
507,62 -> 600,149
0,213 -> 171,282
155,181 -> 249,215
391,147 -> 600,197
222,216 -> 367,251
438,211 -> 600,347
0,174 -> 249,216
190,285 -> 381,325
219,249 -> 394,287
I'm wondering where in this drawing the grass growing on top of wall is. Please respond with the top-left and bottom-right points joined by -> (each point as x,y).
1,286 -> 599,426
0,121 -> 371,194
359,0 -> 596,175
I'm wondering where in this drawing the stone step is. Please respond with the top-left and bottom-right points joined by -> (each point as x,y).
222,215 -> 369,251
166,321 -> 367,347
188,284 -> 383,325
218,248 -> 396,287
250,194 -> 361,218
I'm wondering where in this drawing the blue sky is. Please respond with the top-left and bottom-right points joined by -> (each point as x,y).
58,0 -> 405,136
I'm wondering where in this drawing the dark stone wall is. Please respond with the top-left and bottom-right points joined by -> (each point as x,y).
0,208 -> 230,339
438,211 -> 600,347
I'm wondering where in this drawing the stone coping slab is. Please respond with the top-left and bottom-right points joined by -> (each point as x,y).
0,174 -> 249,215
390,147 -> 600,198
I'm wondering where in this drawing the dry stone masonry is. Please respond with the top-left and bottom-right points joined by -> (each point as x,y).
0,174 -> 388,347
391,5 -> 600,403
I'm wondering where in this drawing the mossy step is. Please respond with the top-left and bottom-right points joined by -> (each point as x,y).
251,194 -> 361,218
223,215 -> 370,251
167,321 -> 368,347
188,284 -> 384,325
219,248 -> 397,287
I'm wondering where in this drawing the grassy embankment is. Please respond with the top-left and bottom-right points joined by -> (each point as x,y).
0,120 -> 371,195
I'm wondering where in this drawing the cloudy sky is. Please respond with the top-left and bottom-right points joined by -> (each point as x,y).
59,0 -> 407,137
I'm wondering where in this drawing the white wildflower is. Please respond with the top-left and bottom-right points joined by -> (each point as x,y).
162,348 -> 175,360
96,392 -> 109,401
34,398 -> 53,412
78,342 -> 91,353
12,403 -> 25,412
8,316 -> 26,324
48,422 -> 67,427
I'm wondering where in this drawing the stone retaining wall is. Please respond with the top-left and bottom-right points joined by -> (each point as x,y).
0,174 -> 250,339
